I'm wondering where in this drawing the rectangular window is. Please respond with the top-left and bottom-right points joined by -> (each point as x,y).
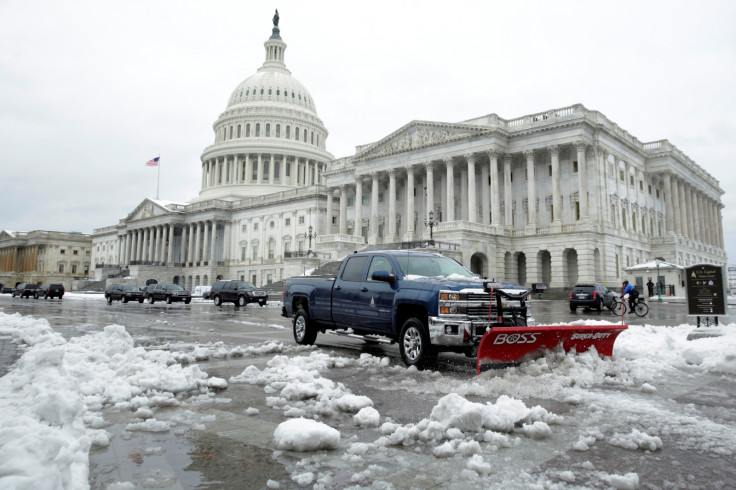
348,197 -> 354,207
550,204 -> 554,222
362,195 -> 368,205
332,216 -> 337,225
59,264 -> 64,273
73,250 -> 78,255
284,242 -> 291,253
572,161 -> 578,173
252,162 -> 258,181
241,247 -> 246,261
378,192 -> 384,203
60,249 -> 66,255
242,224 -> 247,232
548,165 -> 552,177
263,161 -> 269,180
285,218 -> 291,226
252,245 -> 258,260
656,189 -> 660,199
619,170 -> 625,181
299,216 -> 305,224
274,162 -> 280,179
285,162 -> 291,177
72,264 -> 77,274
630,175 -> 635,186
254,223 -> 259,231
639,181 -> 644,191
648,184 -> 652,195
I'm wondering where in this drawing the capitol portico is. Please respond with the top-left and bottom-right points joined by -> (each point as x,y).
91,13 -> 726,293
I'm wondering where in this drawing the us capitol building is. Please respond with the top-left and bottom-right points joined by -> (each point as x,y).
91,13 -> 726,293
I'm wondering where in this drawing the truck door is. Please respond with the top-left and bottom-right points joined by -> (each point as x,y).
358,255 -> 398,332
331,255 -> 369,327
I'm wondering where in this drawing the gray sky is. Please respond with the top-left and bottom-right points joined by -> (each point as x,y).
1,0 -> 734,264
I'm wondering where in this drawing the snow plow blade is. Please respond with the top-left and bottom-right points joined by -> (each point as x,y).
477,324 -> 628,374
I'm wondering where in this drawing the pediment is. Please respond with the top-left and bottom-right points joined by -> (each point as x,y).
0,230 -> 16,240
355,121 -> 492,160
126,199 -> 172,222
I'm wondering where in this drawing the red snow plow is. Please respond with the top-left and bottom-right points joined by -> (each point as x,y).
476,283 -> 628,373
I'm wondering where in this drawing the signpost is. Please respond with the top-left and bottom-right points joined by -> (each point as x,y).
684,264 -> 726,327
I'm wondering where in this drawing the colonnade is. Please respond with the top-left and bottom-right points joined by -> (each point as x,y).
119,220 -> 225,267
324,143 -> 592,242
0,246 -> 39,273
663,174 -> 724,247
201,153 -> 325,190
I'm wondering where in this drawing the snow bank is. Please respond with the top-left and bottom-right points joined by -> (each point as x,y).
273,418 -> 340,451
0,312 -> 228,489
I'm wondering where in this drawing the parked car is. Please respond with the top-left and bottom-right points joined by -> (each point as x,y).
569,283 -> 616,312
1,286 -> 14,294
145,283 -> 192,304
104,284 -> 144,304
209,280 -> 268,307
34,284 -> 64,299
12,283 -> 39,298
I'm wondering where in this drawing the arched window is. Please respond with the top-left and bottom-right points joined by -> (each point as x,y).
229,126 -> 233,139
268,88 -> 272,95
285,125 -> 290,139
303,129 -> 307,142
276,124 -> 280,137
255,123 -> 261,137
268,238 -> 275,259
295,127 -> 299,141
311,131 -> 314,144
246,124 -> 251,137
237,125 -> 241,138
263,161 -> 269,180
265,123 -> 270,137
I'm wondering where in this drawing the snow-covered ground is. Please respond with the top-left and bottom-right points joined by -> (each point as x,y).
1,309 -> 735,489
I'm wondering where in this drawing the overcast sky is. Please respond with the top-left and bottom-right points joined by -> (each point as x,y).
1,0 -> 734,264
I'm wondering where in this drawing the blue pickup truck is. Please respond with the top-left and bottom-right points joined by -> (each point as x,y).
281,250 -> 532,368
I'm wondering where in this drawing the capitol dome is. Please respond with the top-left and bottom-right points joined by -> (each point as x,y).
196,13 -> 333,202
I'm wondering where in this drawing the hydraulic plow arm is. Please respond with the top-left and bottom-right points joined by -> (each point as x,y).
477,324 -> 628,373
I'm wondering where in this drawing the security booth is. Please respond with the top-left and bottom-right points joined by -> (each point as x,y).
624,259 -> 684,298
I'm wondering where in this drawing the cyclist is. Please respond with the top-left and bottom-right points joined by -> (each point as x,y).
622,280 -> 639,314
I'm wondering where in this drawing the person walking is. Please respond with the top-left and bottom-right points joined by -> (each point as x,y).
646,278 -> 654,297
622,280 -> 639,314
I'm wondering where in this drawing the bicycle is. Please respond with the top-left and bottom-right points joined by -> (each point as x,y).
610,296 -> 648,317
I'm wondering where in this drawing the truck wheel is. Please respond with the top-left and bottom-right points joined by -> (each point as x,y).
122,296 -> 129,304
293,309 -> 317,345
214,295 -> 222,306
184,298 -> 191,304
237,295 -> 246,307
106,295 -> 112,305
399,318 -> 435,369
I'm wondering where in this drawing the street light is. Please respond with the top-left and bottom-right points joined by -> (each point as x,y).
304,225 -> 317,255
424,210 -> 438,246
656,258 -> 662,303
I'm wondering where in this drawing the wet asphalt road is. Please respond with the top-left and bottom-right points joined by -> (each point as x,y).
1,294 -> 735,489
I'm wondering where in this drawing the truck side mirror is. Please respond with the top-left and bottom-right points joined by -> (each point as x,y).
371,271 -> 396,284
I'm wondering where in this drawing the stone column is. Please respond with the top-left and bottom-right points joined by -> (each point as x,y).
404,165 -> 416,241
256,154 -> 263,184
353,176 -> 363,238
369,172 -> 380,243
444,157 -> 455,221
488,150 -> 500,226
675,180 -> 685,237
150,226 -> 158,263
387,169 -> 397,242
202,221 -> 210,263
167,225 -> 174,264
684,184 -> 694,239
269,154 -> 275,184
548,145 -> 562,223
466,153 -> 477,223
136,229 -> 144,262
186,224 -> 194,264
193,222 -> 201,263
210,221 -> 218,262
425,162 -> 434,218
694,191 -> 703,243
503,154 -> 513,226
576,142 -> 588,220
339,186 -> 348,235
325,188 -> 334,235
664,174 -> 674,233
481,153 -> 490,225
524,150 -> 536,227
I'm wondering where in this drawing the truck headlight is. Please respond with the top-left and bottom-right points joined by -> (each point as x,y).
439,292 -> 460,301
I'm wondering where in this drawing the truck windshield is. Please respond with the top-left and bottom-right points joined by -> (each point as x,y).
394,255 -> 475,279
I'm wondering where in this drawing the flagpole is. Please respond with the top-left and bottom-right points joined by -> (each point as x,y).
156,154 -> 160,199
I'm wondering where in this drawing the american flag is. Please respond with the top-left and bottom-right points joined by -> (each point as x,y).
146,156 -> 160,167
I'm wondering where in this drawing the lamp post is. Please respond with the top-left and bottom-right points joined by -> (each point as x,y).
424,210 -> 438,246
304,225 -> 317,256
656,259 -> 662,303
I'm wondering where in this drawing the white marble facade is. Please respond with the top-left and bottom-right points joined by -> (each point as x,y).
92,16 -> 726,292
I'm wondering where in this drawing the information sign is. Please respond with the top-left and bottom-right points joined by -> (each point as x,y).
685,264 -> 726,316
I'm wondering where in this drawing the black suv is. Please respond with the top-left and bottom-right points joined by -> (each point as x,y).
35,284 -> 64,299
209,280 -> 268,307
12,283 -> 39,298
105,284 -> 144,304
569,283 -> 615,312
145,283 -> 192,304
